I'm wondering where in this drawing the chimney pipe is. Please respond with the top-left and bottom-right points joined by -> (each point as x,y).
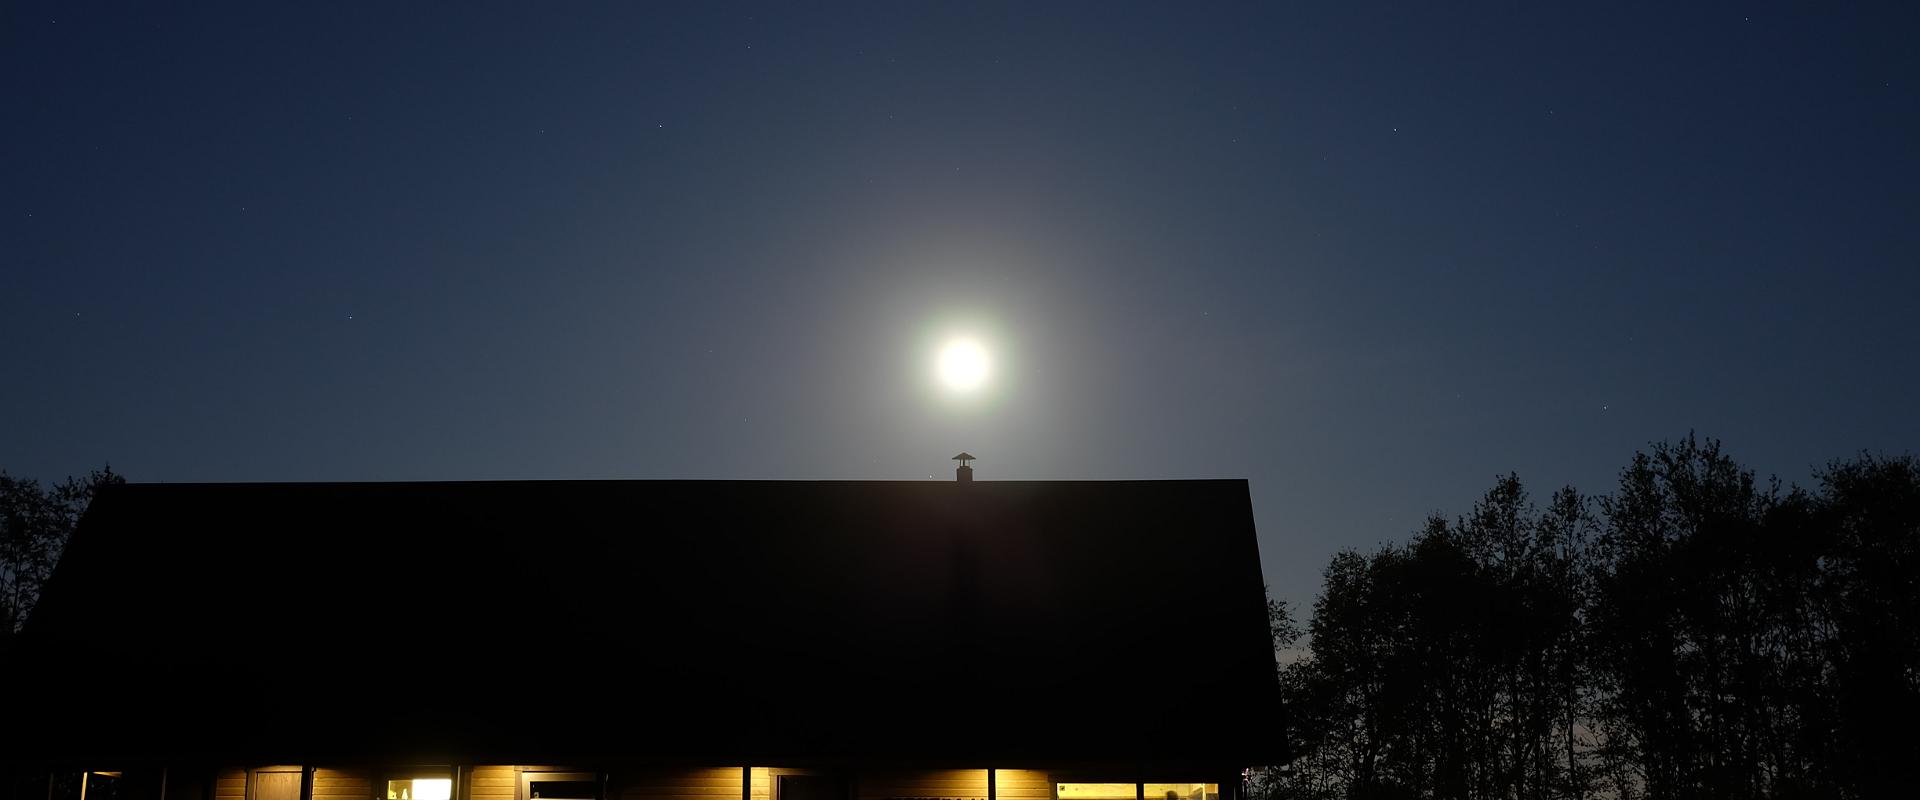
952,452 -> 976,482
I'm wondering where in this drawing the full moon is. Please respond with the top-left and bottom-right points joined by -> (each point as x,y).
936,338 -> 991,391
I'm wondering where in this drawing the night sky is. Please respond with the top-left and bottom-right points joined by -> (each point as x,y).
6,3 -> 1918,611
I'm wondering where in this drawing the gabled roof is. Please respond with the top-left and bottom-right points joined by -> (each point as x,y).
9,480 -> 1282,768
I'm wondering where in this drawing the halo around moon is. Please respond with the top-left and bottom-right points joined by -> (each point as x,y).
936,338 -> 991,391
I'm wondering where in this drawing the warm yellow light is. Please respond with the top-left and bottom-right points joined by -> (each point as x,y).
413,780 -> 452,800
936,338 -> 990,391
1056,785 -> 1136,800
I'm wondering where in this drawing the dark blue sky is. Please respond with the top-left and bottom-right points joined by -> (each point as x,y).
6,2 -> 1918,610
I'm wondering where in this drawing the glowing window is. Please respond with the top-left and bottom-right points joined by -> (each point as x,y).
1055,786 -> 1135,800
388,778 -> 452,800
1143,785 -> 1217,800
1055,785 -> 1219,800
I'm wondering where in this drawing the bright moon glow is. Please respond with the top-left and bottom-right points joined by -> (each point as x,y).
936,338 -> 991,391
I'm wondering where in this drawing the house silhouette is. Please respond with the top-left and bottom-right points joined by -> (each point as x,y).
3,479 -> 1283,800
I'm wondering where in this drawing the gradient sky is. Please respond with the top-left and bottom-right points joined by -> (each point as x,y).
6,2 -> 1918,612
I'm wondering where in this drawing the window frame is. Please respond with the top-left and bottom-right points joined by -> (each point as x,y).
768,769 -> 849,800
1049,781 -> 1224,800
377,768 -> 455,800
517,772 -> 601,800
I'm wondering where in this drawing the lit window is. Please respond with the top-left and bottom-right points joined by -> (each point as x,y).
389,778 -> 452,800
1056,784 -> 1218,800
1143,785 -> 1216,800
1056,786 -> 1135,800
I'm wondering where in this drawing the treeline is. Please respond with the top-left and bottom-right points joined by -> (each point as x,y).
1256,436 -> 1918,800
0,467 -> 121,636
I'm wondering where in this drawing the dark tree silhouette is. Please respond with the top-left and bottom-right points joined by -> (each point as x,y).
1811,454 -> 1920,798
1264,436 -> 1920,800
0,465 -> 122,636
1261,477 -> 1591,800
1586,437 -> 1824,799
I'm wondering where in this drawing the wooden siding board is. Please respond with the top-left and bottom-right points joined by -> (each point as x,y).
619,769 -> 744,800
857,771 -> 989,800
214,772 -> 246,800
312,768 -> 369,800
254,775 -> 299,800
991,771 -> 1051,800
467,767 -> 514,800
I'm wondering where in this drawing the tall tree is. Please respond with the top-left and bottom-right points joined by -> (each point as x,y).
1587,435 -> 1833,800
1811,454 -> 1920,798
1267,436 -> 1919,800
1267,476 -> 1591,800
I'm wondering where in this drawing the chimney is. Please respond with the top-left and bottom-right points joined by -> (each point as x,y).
952,452 -> 976,482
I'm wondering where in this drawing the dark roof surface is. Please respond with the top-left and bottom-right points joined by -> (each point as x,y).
10,480 -> 1281,768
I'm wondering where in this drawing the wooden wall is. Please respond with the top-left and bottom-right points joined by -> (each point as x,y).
995,770 -> 1051,800
467,767 -> 514,800
748,769 -> 768,800
616,769 -> 742,800
312,769 -> 369,800
856,770 -> 987,800
214,771 -> 247,800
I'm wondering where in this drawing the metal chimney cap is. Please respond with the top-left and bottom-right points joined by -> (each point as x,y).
952,452 -> 976,465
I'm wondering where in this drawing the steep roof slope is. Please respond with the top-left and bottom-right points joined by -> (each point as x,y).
11,480 -> 1281,768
